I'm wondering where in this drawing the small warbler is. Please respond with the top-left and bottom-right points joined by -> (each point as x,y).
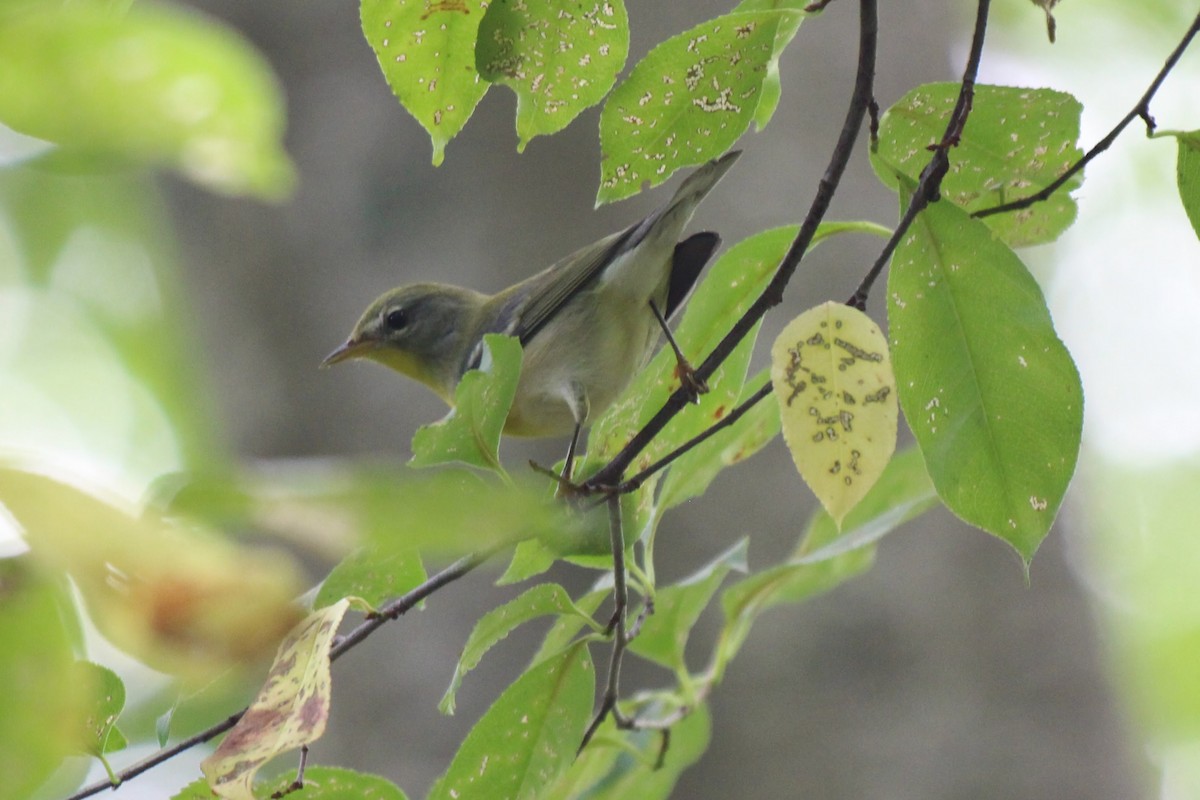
323,151 -> 739,463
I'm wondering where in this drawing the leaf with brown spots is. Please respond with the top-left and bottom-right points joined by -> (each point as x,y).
771,302 -> 898,527
201,600 -> 351,800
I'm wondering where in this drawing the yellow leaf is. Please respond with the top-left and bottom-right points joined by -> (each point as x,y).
0,468 -> 304,679
201,599 -> 350,800
771,302 -> 898,526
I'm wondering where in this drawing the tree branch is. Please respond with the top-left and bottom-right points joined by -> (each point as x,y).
584,0 -> 879,491
974,9 -> 1200,220
63,554 -> 487,800
847,0 -> 991,309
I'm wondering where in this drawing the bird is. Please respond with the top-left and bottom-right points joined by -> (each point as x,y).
322,151 -> 740,476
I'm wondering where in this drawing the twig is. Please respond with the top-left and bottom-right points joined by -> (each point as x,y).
584,0 -> 879,492
579,495 -> 632,753
608,381 -> 774,496
63,554 -> 488,800
975,9 -> 1200,220
846,0 -> 991,310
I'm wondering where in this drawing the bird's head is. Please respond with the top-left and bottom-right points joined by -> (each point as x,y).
322,283 -> 486,402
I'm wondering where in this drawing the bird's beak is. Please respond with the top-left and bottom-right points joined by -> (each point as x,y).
321,337 -> 374,368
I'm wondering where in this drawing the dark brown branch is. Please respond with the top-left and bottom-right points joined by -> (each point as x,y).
584,0 -> 878,492
579,495 -> 631,753
975,9 -> 1200,220
63,554 -> 487,800
608,380 -> 774,495
846,0 -> 991,309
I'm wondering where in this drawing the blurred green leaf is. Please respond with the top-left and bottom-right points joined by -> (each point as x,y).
440,583 -> 603,715
888,195 -> 1082,562
497,537 -> 560,585
597,7 -> 807,203
659,369 -> 778,509
428,642 -> 594,800
0,558 -> 89,800
0,168 -> 228,484
873,83 -> 1083,247
477,0 -> 628,151
314,545 -> 426,611
411,335 -> 523,472
0,5 -> 294,198
717,543 -> 874,678
1083,460 -> 1200,743
0,467 -> 306,678
551,703 -> 711,800
361,0 -> 490,166
629,539 -> 747,671
1173,131 -> 1200,242
795,445 -> 937,564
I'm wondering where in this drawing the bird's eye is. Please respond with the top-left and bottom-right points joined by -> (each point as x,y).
383,308 -> 408,331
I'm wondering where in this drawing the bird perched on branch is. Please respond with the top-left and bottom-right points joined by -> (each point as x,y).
323,151 -> 740,472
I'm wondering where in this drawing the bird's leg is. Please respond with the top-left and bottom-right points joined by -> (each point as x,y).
561,421 -> 582,485
649,299 -> 708,402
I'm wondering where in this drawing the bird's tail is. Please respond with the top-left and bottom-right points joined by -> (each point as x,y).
625,150 -> 741,252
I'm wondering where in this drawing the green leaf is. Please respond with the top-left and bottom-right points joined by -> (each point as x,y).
176,768 -> 411,800
428,642 -> 594,800
732,0 -> 809,130
794,445 -> 938,564
202,600 -> 350,800
0,559 -> 89,800
771,302 -> 898,526
531,585 -> 609,664
628,539 -> 748,670
1174,131 -> 1200,241
553,703 -> 711,800
440,583 -> 602,715
497,538 -> 560,585
76,661 -> 127,757
597,9 -> 806,203
361,0 -> 490,166
658,369 -> 779,510
314,545 -> 426,611
477,0 -> 629,151
411,334 -> 523,471
874,83 -> 1083,247
0,5 -> 294,198
717,544 -> 873,677
888,196 -> 1083,562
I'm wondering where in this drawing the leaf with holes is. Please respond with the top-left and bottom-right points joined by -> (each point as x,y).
597,8 -> 805,204
361,0 -> 491,166
771,302 -> 897,526
201,600 -> 350,800
477,0 -> 628,150
888,194 -> 1082,563
874,83 -> 1083,247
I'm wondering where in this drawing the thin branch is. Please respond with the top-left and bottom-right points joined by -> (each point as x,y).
847,0 -> 991,309
63,554 -> 487,800
975,9 -> 1200,220
609,380 -> 774,495
579,495 -> 631,753
584,0 -> 878,492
